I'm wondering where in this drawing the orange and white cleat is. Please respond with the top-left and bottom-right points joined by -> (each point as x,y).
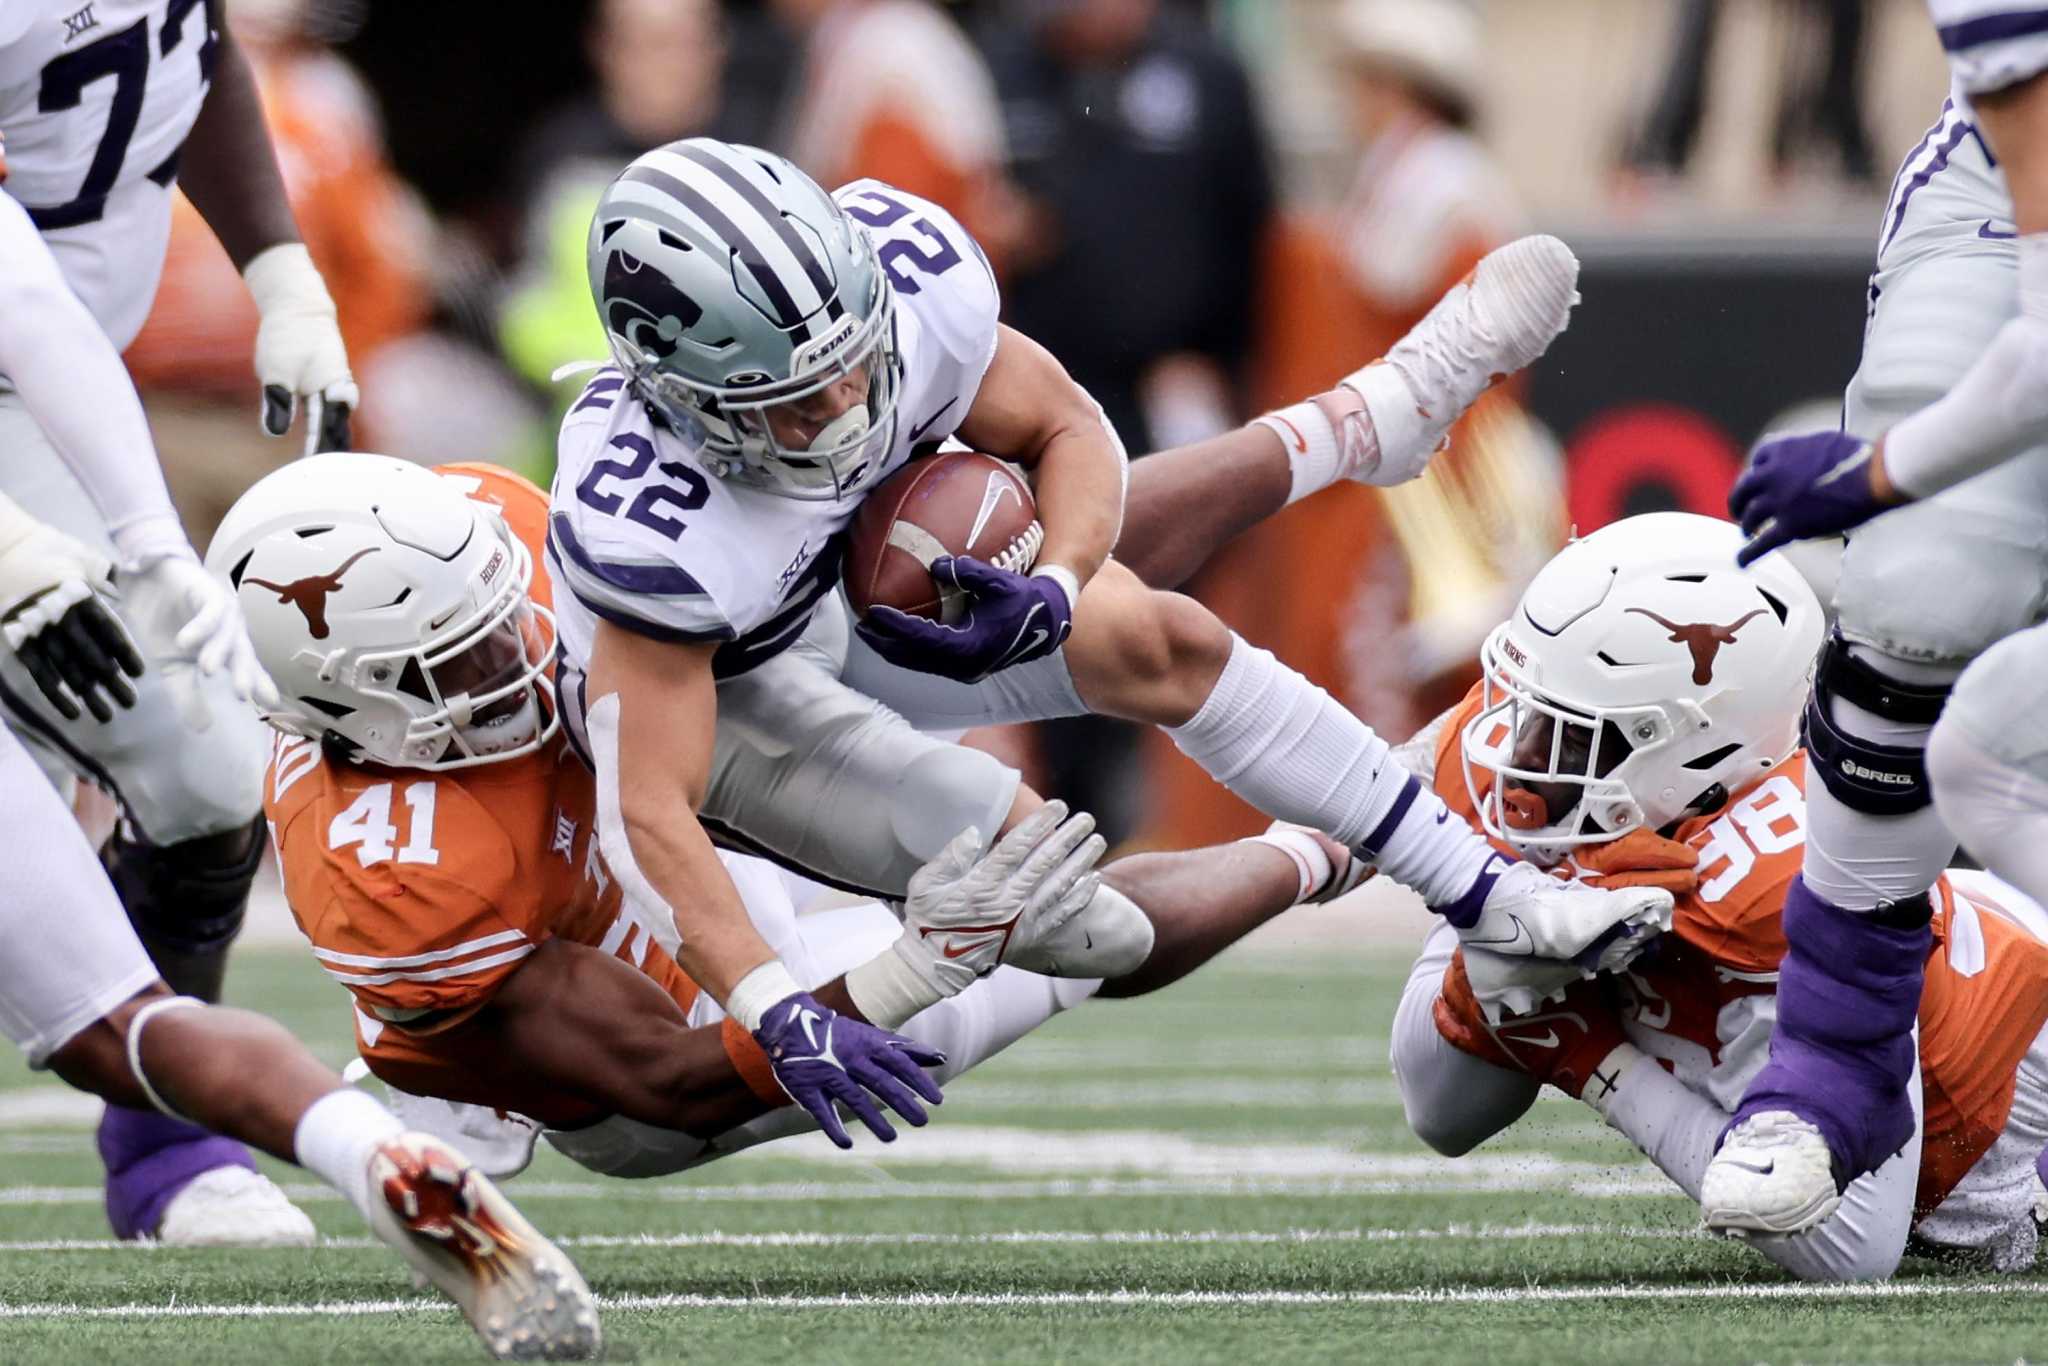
366,1132 -> 600,1360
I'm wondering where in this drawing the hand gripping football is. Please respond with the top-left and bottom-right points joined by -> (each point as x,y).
846,451 -> 1043,621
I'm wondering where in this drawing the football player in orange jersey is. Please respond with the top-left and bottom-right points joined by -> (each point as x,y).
1375,512 -> 2048,1280
212,453 -> 1368,1176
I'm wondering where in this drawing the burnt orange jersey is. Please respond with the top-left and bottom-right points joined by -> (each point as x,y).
1427,685 -> 2048,1215
263,464 -> 703,1124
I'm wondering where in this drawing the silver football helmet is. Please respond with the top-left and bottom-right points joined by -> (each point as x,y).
588,138 -> 901,501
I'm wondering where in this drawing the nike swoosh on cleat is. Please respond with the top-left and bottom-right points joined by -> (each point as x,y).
1504,1030 -> 1560,1048
1462,913 -> 1535,955
1724,1159 -> 1775,1176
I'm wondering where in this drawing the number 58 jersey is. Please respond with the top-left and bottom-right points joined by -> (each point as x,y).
0,0 -> 215,348
546,179 -> 1003,683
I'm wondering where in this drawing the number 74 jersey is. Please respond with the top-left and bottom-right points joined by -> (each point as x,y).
546,178 -> 1002,683
0,0 -> 215,348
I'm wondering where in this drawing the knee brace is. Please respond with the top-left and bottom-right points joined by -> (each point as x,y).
103,817 -> 264,1002
1802,633 -> 1952,817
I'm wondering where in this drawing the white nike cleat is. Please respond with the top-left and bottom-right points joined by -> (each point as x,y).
365,1132 -> 600,1360
1330,234 -> 1582,486
154,1166 -> 317,1247
1701,1111 -> 1843,1236
1454,857 -> 1673,971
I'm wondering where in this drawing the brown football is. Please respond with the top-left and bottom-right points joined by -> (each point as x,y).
845,451 -> 1043,621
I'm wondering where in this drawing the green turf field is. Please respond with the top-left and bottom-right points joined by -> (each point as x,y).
0,938 -> 2040,1364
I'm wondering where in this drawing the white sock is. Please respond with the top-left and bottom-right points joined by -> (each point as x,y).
1255,400 -> 1352,504
1165,636 -> 1492,906
1590,1046 -> 1724,1202
293,1086 -> 406,1225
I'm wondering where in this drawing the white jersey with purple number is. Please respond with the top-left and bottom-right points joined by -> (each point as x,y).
546,180 -> 1000,681
0,0 -> 213,349
1932,1 -> 2048,97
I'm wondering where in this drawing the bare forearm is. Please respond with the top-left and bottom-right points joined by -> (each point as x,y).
622,805 -> 778,1003
1118,425 -> 1291,590
177,27 -> 299,267
1032,423 -> 1123,585
1094,842 -> 1302,998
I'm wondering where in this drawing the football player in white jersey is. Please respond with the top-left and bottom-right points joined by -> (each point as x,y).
1702,2 -> 2048,1235
0,185 -> 598,1360
0,0 -> 356,1241
543,138 -> 1673,1085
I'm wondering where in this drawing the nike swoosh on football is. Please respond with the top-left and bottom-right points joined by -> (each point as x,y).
966,471 -> 1022,550
907,399 -> 958,445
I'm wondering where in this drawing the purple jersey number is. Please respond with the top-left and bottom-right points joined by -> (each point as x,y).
842,190 -> 963,296
574,432 -> 710,541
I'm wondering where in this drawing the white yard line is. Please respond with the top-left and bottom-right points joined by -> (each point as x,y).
0,1223 -> 1694,1253
2,1280 -> 2044,1320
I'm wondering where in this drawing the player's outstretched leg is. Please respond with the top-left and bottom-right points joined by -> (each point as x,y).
96,816 -> 310,1244
50,989 -> 600,1360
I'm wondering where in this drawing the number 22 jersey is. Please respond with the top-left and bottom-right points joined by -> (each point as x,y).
0,0 -> 215,348
545,179 -> 1002,683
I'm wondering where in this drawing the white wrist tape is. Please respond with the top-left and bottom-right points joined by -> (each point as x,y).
1242,825 -> 1334,903
1254,401 -> 1343,505
845,940 -> 951,1030
1033,563 -> 1081,610
1583,1040 -> 1648,1124
725,960 -> 802,1034
242,242 -> 336,319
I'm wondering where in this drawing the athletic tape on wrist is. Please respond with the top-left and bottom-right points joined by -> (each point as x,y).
725,960 -> 801,1034
1033,563 -> 1081,612
845,942 -> 950,1030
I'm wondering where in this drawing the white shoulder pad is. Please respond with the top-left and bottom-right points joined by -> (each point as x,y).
835,179 -> 1001,384
1931,0 -> 2048,93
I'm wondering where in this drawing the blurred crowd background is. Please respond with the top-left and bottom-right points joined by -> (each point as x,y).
139,0 -> 1950,849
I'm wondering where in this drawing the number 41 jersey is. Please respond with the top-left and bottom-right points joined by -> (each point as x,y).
546,179 -> 1001,682
0,0 -> 215,348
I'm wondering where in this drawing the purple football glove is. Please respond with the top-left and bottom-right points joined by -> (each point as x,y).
753,991 -> 946,1149
858,555 -> 1073,683
1729,431 -> 1901,566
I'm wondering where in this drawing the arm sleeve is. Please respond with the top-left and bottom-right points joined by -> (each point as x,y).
0,190 -> 184,555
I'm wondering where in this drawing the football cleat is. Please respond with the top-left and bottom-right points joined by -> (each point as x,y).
154,1166 -> 317,1248
366,1133 -> 600,1360
1700,1110 -> 1844,1236
1331,234 -> 1581,486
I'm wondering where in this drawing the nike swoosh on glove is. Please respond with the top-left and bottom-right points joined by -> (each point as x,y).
895,801 -> 1106,993
244,243 -> 358,455
1442,854 -> 1673,970
1729,430 -> 1902,566
753,991 -> 946,1149
0,523 -> 142,723
858,555 -> 1072,683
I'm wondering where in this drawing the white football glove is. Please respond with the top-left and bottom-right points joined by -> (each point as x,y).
0,504 -> 143,722
113,513 -> 277,716
897,801 -> 1107,995
244,243 -> 358,455
1455,856 -> 1673,972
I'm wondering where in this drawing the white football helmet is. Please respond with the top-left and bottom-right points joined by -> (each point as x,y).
1461,512 -> 1823,858
206,454 -> 558,769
